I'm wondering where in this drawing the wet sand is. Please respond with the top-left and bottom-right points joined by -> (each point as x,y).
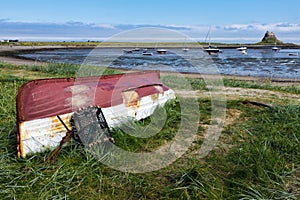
0,46 -> 66,66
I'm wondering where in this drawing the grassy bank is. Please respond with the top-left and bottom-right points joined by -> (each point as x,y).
0,62 -> 299,199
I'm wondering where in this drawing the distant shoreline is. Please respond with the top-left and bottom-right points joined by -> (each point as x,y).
1,41 -> 300,49
1,43 -> 300,58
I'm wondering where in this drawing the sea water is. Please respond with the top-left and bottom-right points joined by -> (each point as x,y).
19,48 -> 300,79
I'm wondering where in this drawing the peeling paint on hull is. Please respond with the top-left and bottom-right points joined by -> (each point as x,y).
16,71 -> 175,157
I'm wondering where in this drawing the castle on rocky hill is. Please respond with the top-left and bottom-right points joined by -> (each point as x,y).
260,31 -> 283,44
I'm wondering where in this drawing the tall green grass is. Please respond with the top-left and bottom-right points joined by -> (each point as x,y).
0,63 -> 299,199
223,79 -> 300,94
0,61 -> 120,77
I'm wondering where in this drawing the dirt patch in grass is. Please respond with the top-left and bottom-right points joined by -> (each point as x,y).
223,108 -> 242,127
197,87 -> 300,104
175,86 -> 300,105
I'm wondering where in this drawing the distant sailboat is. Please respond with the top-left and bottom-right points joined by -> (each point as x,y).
272,43 -> 280,52
182,40 -> 189,52
204,27 -> 221,55
205,46 -> 221,55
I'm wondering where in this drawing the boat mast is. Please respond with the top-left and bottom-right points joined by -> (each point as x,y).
205,27 -> 211,46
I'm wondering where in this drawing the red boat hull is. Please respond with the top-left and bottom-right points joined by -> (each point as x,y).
16,71 -> 175,157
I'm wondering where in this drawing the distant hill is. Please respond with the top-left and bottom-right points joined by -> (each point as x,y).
257,31 -> 284,45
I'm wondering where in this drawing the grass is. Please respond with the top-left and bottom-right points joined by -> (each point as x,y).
1,41 -> 203,48
0,61 -> 121,78
215,104 -> 300,199
0,62 -> 299,199
1,41 -> 102,47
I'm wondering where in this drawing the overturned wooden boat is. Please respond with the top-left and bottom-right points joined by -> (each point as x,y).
16,71 -> 175,157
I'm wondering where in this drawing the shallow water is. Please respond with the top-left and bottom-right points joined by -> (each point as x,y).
19,48 -> 300,78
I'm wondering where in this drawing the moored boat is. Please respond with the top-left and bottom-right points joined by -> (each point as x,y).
272,46 -> 280,52
142,51 -> 153,56
272,43 -> 280,52
204,45 -> 221,55
237,46 -> 247,51
288,52 -> 298,56
204,27 -> 222,55
123,49 -> 133,53
156,49 -> 167,54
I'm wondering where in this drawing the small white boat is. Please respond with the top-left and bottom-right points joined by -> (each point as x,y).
237,46 -> 247,51
272,43 -> 280,52
156,49 -> 167,54
142,52 -> 153,56
182,48 -> 189,52
272,47 -> 280,52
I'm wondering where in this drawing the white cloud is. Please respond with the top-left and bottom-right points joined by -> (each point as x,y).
91,23 -> 116,29
1,20 -> 300,43
222,23 -> 300,33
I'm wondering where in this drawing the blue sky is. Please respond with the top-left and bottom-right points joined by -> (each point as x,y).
1,0 -> 300,43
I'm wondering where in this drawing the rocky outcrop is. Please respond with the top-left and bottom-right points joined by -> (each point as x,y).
260,31 -> 283,44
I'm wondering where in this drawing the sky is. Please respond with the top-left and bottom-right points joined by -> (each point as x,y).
1,0 -> 300,43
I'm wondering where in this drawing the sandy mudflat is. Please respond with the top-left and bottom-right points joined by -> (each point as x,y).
0,55 -> 46,66
0,45 -> 69,66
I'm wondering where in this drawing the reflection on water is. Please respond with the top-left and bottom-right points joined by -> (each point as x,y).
19,48 -> 300,78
